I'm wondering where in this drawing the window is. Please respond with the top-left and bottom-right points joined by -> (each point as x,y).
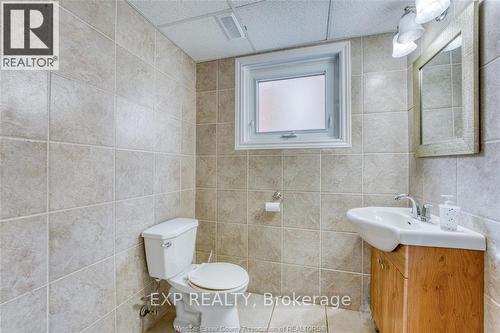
235,42 -> 352,150
257,74 -> 326,133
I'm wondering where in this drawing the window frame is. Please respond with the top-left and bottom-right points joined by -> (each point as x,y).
235,41 -> 352,150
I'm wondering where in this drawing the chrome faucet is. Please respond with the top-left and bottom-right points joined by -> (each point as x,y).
394,193 -> 433,222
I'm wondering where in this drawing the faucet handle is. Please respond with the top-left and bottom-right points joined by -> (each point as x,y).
421,203 -> 433,222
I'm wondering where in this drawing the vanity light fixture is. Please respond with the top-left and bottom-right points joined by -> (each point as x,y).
392,33 -> 418,58
397,7 -> 425,43
415,0 -> 451,24
392,1 -> 450,58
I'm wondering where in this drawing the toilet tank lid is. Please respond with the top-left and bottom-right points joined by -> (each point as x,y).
142,218 -> 198,240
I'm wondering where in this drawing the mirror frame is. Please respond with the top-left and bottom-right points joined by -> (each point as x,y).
413,2 -> 479,157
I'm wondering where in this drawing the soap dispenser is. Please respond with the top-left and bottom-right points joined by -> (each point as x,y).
439,195 -> 460,231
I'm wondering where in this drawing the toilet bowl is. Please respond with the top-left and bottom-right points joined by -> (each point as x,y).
142,218 -> 249,332
168,263 -> 249,331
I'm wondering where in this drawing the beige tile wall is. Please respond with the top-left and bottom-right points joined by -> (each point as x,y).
0,1 -> 195,332
195,33 -> 409,311
407,1 -> 500,331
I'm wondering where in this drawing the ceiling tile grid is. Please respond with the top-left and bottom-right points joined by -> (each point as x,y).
129,0 -> 410,62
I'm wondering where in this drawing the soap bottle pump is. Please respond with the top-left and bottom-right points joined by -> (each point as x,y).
439,195 -> 460,231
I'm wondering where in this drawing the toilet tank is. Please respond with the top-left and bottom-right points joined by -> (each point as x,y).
142,218 -> 198,280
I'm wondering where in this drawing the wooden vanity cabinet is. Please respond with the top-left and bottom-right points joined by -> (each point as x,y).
370,245 -> 483,333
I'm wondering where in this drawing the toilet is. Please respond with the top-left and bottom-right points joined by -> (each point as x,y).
142,218 -> 249,332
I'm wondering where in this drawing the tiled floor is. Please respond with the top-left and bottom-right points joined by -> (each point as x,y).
147,293 -> 376,333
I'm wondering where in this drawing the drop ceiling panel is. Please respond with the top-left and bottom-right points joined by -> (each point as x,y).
128,0 -> 411,63
160,16 -> 254,62
328,1 -> 411,40
235,0 -> 330,51
130,0 -> 229,26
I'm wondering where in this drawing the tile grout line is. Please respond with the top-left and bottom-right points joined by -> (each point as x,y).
0,283 -> 49,308
360,35 -> 366,305
47,252 -> 116,291
113,0 -> 118,330
246,119 -> 250,273
0,134 -> 233,157
153,30 -> 159,229
244,101 -> 250,268
455,155 -> 459,208
192,250 -> 368,275
280,151 -> 284,296
49,70 -> 115,96
46,57 -> 52,333
197,151 -> 414,156
266,298 -> 277,331
324,306 -> 329,332
191,187 -> 406,197
0,192 -> 185,224
480,53 -> 500,70
177,34 -> 184,216
215,60 -> 219,264
318,150 -> 323,297
58,4 -> 113,46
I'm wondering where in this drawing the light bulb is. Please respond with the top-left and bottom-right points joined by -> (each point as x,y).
392,34 -> 417,58
415,0 -> 450,24
397,11 -> 425,43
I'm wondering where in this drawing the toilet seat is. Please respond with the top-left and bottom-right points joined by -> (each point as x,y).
187,263 -> 248,292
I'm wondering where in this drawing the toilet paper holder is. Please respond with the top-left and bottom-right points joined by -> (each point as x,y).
265,191 -> 282,212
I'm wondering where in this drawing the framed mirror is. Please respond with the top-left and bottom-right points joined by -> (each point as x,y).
413,2 -> 479,157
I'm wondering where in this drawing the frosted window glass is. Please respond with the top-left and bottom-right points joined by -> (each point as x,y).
257,74 -> 326,133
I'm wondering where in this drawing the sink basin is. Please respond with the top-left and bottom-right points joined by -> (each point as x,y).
346,207 -> 486,252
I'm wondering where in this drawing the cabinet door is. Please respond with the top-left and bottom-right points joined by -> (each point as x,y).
380,256 -> 406,333
371,249 -> 406,333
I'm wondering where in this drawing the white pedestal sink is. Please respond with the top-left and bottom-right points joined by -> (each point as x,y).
346,207 -> 485,251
